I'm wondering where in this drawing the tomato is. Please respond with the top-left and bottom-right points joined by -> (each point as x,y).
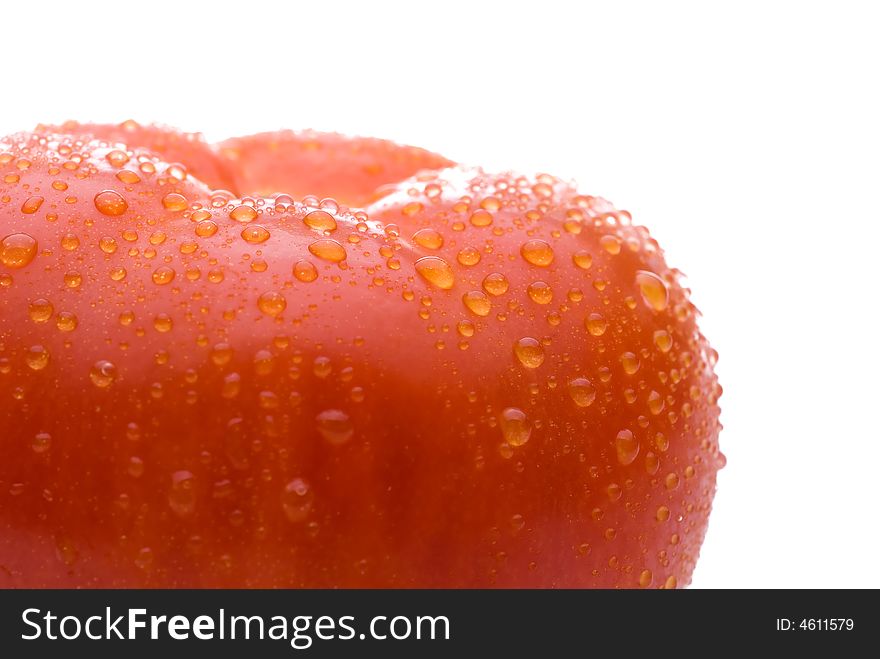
0,122 -> 723,588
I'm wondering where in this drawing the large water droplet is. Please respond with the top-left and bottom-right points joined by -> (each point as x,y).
258,291 -> 287,316
585,313 -> 608,336
1,233 -> 38,268
462,290 -> 491,316
520,239 -> 554,266
615,429 -> 639,466
90,360 -> 118,388
293,259 -> 318,282
482,272 -> 509,296
168,470 -> 196,517
415,256 -> 455,290
567,377 -> 596,407
303,210 -> 337,232
282,478 -> 314,523
93,190 -> 128,216
316,409 -> 354,444
412,228 -> 444,250
230,204 -> 258,223
513,337 -> 545,368
635,270 -> 669,311
308,239 -> 347,263
499,407 -> 531,447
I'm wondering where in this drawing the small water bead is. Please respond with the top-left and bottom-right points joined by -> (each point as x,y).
161,193 -> 188,211
469,209 -> 493,227
647,391 -> 665,415
639,569 -> 654,588
303,210 -> 337,232
313,356 -> 332,379
59,233 -> 79,251
122,229 -> 138,242
93,190 -> 128,216
653,329 -> 673,353
128,457 -> 145,478
106,150 -> 130,167
153,314 -> 174,333
600,235 -> 622,255
152,266 -> 176,285
635,270 -> 669,311
119,311 -> 135,326
527,281 -> 553,305
620,352 -> 640,375
656,505 -> 671,522
664,576 -> 677,590
195,220 -> 218,238
63,272 -> 82,289
402,201 -> 423,216
99,236 -> 118,254
482,272 -> 509,296
520,239 -> 554,266
568,377 -> 597,407
606,483 -> 623,502
293,260 -> 318,283
415,256 -> 455,290
572,251 -> 593,270
457,320 -> 475,337
258,291 -> 287,317
457,246 -> 481,266
168,471 -> 197,517
21,196 -> 44,214
462,290 -> 491,316
29,299 -> 54,323
55,311 -> 77,332
615,429 -> 639,466
230,204 -> 258,223
26,345 -> 50,370
90,360 -> 117,387
190,209 -> 212,222
480,196 -> 501,211
109,267 -> 127,281
316,409 -> 354,445
308,239 -> 347,263
253,350 -> 275,376
585,313 -> 608,336
1,232 -> 38,268
116,170 -> 140,184
282,478 -> 314,523
412,228 -> 444,250
499,408 -> 531,447
242,225 -> 270,244
513,337 -> 545,368
149,231 -> 167,246
665,472 -> 680,490
32,432 -> 52,454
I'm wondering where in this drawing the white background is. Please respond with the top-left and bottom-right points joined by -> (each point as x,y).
2,0 -> 877,588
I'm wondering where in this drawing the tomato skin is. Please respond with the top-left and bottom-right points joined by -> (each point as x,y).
218,130 -> 453,206
0,125 -> 722,588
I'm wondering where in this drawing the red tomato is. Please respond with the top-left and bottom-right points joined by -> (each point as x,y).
0,122 -> 723,588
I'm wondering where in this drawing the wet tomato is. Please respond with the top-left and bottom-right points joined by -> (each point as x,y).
0,121 -> 722,587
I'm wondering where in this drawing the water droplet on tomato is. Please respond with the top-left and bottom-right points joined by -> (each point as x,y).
513,337 -> 545,368
615,429 -> 639,466
499,408 -> 531,447
415,256 -> 455,290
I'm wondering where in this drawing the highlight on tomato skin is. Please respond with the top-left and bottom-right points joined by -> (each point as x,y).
0,120 -> 723,588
